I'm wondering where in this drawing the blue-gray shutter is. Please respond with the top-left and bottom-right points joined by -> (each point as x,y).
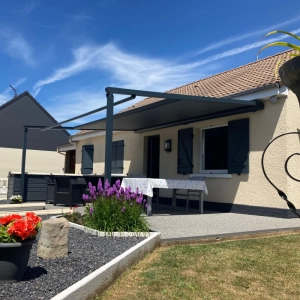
112,140 -> 124,174
82,145 -> 94,174
177,128 -> 193,174
228,118 -> 249,174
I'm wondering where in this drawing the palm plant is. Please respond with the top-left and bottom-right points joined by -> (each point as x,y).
258,30 -> 300,104
258,30 -> 300,56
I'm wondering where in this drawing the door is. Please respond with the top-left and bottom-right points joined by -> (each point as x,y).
147,135 -> 160,178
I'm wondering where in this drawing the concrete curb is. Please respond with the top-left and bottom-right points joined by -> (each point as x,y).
0,208 -> 71,217
50,223 -> 161,300
0,202 -> 45,212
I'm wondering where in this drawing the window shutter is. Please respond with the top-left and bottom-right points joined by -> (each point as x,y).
177,128 -> 193,174
82,145 -> 94,174
228,118 -> 249,175
112,140 -> 124,174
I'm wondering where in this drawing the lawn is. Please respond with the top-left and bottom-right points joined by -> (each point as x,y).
97,233 -> 300,300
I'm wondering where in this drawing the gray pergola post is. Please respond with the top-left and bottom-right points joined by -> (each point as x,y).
20,127 -> 28,202
104,93 -> 114,184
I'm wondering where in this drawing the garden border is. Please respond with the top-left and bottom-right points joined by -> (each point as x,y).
50,222 -> 161,300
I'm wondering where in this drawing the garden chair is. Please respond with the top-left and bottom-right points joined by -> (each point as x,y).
172,176 -> 205,212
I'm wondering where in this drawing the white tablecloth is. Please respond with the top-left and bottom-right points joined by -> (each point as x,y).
121,178 -> 208,197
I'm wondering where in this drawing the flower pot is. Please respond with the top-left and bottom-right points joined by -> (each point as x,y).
279,56 -> 300,105
0,240 -> 34,284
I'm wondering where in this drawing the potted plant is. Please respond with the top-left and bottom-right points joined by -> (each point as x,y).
258,30 -> 300,103
0,212 -> 42,284
10,194 -> 22,204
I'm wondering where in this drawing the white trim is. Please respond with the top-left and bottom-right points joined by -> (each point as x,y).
190,173 -> 232,179
57,144 -> 76,152
233,86 -> 288,101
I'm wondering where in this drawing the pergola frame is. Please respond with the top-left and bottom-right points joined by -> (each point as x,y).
20,87 -> 264,200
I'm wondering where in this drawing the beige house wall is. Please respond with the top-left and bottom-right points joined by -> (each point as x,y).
75,131 -> 144,176
74,92 -> 300,210
0,148 -> 65,177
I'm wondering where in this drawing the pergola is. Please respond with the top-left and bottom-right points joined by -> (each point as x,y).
20,87 -> 264,199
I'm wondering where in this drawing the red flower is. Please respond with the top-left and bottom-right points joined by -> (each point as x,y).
0,214 -> 22,226
25,212 -> 42,225
3,212 -> 42,242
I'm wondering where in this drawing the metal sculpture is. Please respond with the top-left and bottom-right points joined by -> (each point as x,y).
261,131 -> 300,217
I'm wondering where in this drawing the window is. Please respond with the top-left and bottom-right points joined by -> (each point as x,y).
201,119 -> 249,175
112,140 -> 124,174
202,125 -> 228,172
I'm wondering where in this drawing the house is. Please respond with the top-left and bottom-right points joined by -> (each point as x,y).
0,91 -> 70,178
58,50 -> 300,218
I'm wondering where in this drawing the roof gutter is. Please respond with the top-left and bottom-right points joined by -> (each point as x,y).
232,83 -> 288,100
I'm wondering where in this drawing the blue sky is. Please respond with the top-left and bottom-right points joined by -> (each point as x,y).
0,0 -> 300,127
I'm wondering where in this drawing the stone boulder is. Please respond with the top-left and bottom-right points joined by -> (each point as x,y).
37,217 -> 69,259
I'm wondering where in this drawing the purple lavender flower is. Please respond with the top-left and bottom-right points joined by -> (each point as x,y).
126,193 -> 131,201
97,178 -> 103,193
115,179 -> 121,189
121,206 -> 126,213
105,179 -> 110,191
89,207 -> 93,215
136,195 -> 143,204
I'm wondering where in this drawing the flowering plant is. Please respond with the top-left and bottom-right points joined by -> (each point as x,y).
0,212 -> 42,243
82,179 -> 150,234
10,195 -> 22,204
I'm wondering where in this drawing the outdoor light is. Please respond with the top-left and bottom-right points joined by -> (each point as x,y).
164,139 -> 172,152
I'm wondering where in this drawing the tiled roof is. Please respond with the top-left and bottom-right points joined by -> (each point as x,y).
122,50 -> 294,112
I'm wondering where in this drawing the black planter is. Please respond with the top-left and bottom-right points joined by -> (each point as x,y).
279,56 -> 300,105
0,240 -> 34,284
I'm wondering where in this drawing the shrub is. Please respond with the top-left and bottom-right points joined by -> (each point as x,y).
61,206 -> 84,225
10,195 -> 22,204
82,179 -> 150,235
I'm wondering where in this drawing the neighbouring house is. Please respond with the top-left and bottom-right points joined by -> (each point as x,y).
0,91 -> 70,178
57,50 -> 300,218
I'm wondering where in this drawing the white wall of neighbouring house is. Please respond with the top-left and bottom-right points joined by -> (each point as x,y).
73,91 -> 300,210
0,148 -> 65,177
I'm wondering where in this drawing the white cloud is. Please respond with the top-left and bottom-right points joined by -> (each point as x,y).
184,28 -> 300,69
32,42 -> 215,97
179,16 -> 300,61
0,29 -> 35,66
0,78 -> 27,105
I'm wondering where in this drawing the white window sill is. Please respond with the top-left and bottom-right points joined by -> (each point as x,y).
190,173 -> 232,179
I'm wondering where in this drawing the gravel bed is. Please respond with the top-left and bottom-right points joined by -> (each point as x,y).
0,216 -> 146,300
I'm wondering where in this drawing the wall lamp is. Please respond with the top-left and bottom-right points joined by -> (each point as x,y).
164,139 -> 172,152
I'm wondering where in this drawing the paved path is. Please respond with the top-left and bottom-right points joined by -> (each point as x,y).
145,210 -> 300,241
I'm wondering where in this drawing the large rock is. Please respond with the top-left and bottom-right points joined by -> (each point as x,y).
37,217 -> 69,259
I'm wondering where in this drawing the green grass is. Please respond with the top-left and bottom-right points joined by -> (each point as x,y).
97,233 -> 300,300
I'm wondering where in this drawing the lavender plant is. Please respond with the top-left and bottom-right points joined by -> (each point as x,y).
82,179 -> 150,235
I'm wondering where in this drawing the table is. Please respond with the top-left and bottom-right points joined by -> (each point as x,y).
121,178 -> 208,216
